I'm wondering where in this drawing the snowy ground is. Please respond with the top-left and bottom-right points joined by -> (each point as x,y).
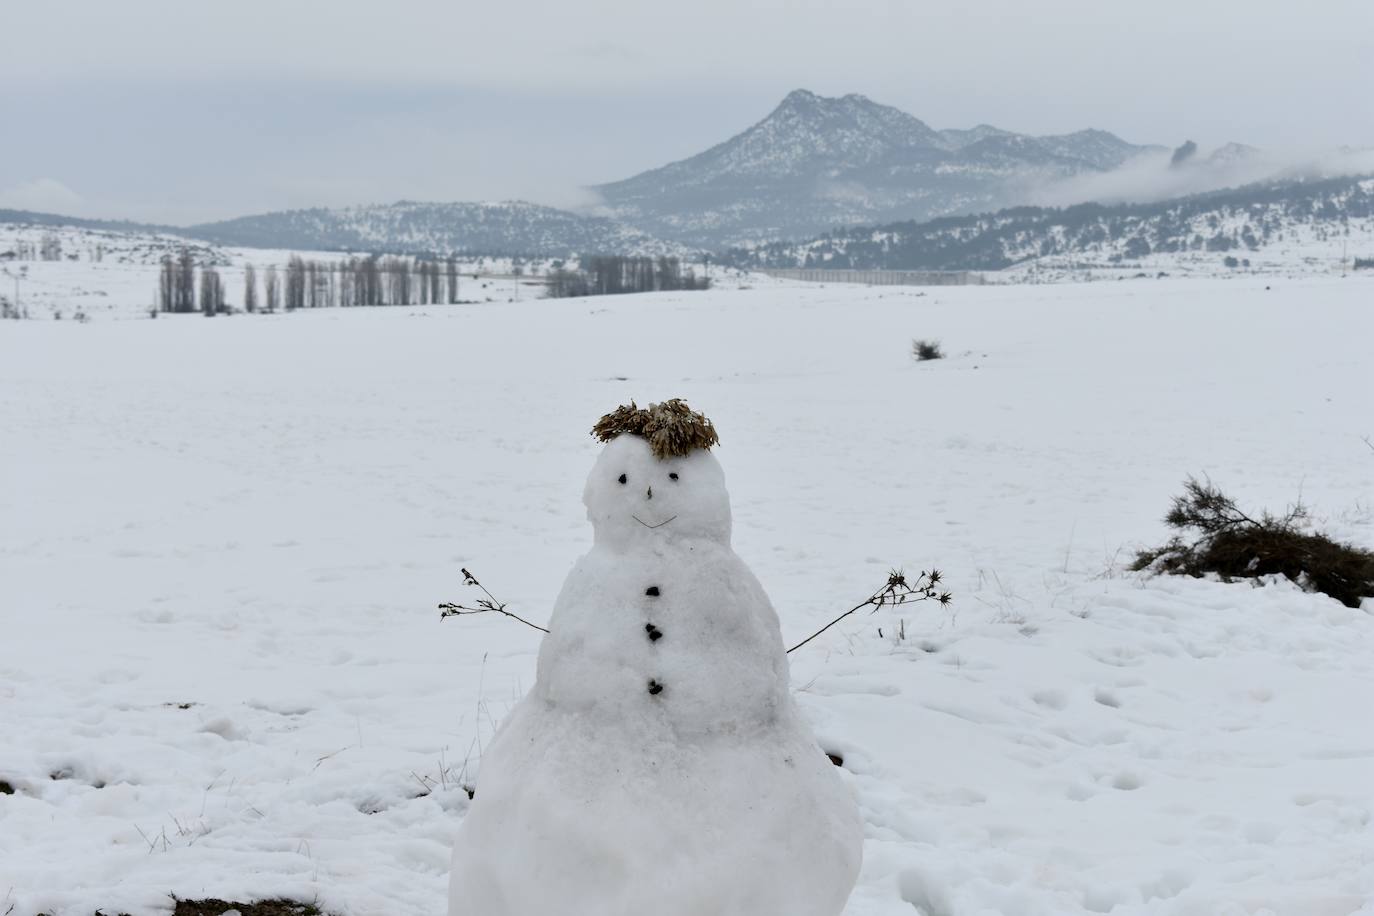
2,276 -> 1372,916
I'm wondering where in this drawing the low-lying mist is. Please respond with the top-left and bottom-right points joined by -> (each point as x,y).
1029,145 -> 1374,209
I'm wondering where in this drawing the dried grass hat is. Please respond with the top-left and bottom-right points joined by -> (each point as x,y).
591,399 -> 720,460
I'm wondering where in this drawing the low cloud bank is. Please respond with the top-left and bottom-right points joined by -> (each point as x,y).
1029,146 -> 1374,209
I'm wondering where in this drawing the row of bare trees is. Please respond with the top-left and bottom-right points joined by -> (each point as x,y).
157,250 -> 211,314
273,255 -> 464,309
6,236 -> 63,261
157,249 -> 710,312
3,235 -> 105,262
157,255 -> 224,315
156,250 -> 470,315
546,256 -> 709,299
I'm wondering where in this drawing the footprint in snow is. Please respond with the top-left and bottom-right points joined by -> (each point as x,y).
1089,646 -> 1144,668
1031,688 -> 1068,710
1093,688 -> 1121,708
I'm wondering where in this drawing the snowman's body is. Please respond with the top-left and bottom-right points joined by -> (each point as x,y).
448,435 -> 863,916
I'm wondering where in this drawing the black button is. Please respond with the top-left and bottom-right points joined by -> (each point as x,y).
647,680 -> 664,695
645,586 -> 660,597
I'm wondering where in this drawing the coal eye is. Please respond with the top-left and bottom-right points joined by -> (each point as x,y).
669,473 -> 679,480
618,474 -> 628,484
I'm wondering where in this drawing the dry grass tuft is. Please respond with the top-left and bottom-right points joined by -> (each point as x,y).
591,398 -> 720,459
911,339 -> 945,361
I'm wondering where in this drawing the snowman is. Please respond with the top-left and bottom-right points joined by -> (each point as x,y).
448,399 -> 863,916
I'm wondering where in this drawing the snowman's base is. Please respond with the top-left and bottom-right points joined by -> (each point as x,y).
449,703 -> 863,916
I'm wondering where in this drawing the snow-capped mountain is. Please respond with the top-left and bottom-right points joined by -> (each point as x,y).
186,200 -> 690,258
727,174 -> 1374,273
593,89 -> 1162,248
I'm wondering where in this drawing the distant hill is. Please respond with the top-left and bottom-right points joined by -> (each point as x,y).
724,174 -> 1374,272
186,200 -> 690,258
0,208 -> 170,235
0,202 -> 691,260
593,89 -> 1163,248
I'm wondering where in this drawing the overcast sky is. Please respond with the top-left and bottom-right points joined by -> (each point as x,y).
3,0 -> 1371,224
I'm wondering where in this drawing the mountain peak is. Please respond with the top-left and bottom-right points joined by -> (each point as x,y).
769,89 -> 878,121
593,91 -> 1159,248
751,89 -> 947,156
779,88 -> 822,106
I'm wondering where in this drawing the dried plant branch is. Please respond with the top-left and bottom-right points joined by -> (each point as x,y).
786,569 -> 951,654
312,746 -> 350,771
439,568 -> 549,634
440,567 -> 953,651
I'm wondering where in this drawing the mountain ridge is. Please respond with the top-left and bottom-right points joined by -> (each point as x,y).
0,200 -> 692,259
184,199 -> 690,257
592,89 -> 1165,247
724,174 -> 1374,272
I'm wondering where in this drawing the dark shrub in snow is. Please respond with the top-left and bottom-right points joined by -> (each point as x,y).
1133,477 -> 1374,608
911,339 -> 944,361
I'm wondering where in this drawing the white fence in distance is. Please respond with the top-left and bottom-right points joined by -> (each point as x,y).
761,268 -> 984,286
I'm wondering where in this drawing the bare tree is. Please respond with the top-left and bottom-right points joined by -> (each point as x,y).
361,256 -> 380,305
175,248 -> 196,313
339,258 -> 355,306
264,265 -> 280,313
385,256 -> 411,305
158,256 -> 175,312
285,256 -> 305,310
199,267 -> 222,316
243,263 -> 258,313
39,234 -> 62,261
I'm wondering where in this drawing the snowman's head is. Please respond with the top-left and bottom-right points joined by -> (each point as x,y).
583,434 -> 732,549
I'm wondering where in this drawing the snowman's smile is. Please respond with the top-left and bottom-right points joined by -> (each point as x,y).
632,514 -> 677,530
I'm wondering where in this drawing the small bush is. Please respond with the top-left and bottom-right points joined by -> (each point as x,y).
173,900 -> 323,916
1132,477 -> 1374,608
912,339 -> 944,361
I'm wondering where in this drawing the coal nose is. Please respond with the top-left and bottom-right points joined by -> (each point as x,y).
646,486 -> 654,500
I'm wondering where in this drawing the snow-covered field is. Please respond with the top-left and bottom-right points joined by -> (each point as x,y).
2,276 -> 1372,916
0,230 -> 552,323
0,222 -> 756,323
